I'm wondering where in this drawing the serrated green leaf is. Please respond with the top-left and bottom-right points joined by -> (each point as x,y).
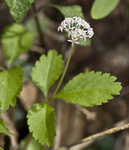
31,50 -> 64,98
5,0 -> 34,22
53,5 -> 84,18
0,118 -> 10,135
54,72 -> 122,107
27,103 -> 56,146
0,147 -> 3,150
91,0 -> 120,19
0,66 -> 23,110
1,24 -> 34,67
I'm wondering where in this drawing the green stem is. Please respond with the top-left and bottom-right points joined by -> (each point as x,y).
52,43 -> 74,97
32,3 -> 47,54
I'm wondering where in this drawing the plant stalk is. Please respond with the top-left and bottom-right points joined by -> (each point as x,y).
32,3 -> 47,54
52,43 -> 74,97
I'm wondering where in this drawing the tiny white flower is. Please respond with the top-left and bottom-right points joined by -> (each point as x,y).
58,16 -> 94,44
58,26 -> 63,32
87,28 -> 94,38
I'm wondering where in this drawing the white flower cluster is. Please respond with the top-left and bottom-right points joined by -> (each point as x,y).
58,16 -> 94,44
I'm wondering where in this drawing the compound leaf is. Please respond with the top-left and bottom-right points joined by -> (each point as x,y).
31,50 -> 64,98
54,71 -> 122,107
91,0 -> 120,19
5,0 -> 34,22
2,24 -> 34,67
0,118 -> 10,135
53,5 -> 84,18
27,103 -> 56,146
0,66 -> 23,110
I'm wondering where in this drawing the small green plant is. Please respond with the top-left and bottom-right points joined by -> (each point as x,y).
27,17 -> 121,146
0,0 -> 124,149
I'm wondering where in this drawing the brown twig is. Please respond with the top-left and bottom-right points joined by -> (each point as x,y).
82,123 -> 129,142
55,120 -> 129,150
1,112 -> 18,150
69,122 -> 129,150
76,105 -> 96,120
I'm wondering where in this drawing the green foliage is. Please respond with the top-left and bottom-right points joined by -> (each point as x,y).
0,0 -> 123,149
0,147 -> 3,150
53,4 -> 84,18
0,66 -> 23,110
31,50 -> 64,98
27,103 -> 56,146
0,118 -> 10,135
1,24 -> 34,67
91,0 -> 120,19
54,71 -> 122,107
5,0 -> 34,22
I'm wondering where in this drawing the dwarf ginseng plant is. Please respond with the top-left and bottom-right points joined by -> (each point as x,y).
0,0 -> 124,149
0,4 -> 122,149
26,17 -> 122,147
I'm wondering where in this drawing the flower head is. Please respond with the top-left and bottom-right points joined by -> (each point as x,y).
58,16 -> 94,44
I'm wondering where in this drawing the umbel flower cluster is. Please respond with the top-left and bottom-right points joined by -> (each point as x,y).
58,16 -> 94,44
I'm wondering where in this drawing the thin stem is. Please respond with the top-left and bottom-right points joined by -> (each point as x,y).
32,3 -> 47,54
53,43 -> 74,97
